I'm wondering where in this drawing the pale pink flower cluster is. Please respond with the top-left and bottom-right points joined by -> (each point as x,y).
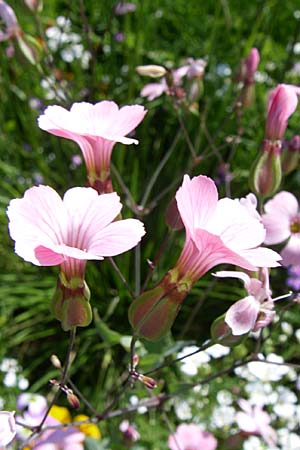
168,423 -> 217,450
236,399 -> 277,447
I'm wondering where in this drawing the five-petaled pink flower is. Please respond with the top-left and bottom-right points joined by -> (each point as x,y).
262,190 -> 300,266
214,269 -> 275,335
129,174 -> 281,341
7,185 -> 145,330
168,423 -> 217,450
236,399 -> 277,447
38,101 -> 147,194
265,84 -> 300,141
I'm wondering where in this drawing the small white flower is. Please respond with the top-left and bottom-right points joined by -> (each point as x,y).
3,371 -> 17,388
174,400 -> 192,420
216,390 -> 233,406
205,344 -> 230,359
177,346 -> 210,376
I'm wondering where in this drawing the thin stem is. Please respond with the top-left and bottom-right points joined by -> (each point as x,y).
134,244 -> 141,296
173,102 -> 197,159
111,163 -> 137,211
109,257 -> 135,299
141,130 -> 181,208
67,377 -> 99,416
143,336 -> 223,376
22,328 -> 77,447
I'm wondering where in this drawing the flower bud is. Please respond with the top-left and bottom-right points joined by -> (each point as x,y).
210,314 -> 247,347
138,374 -> 157,389
136,64 -> 167,78
67,392 -> 80,409
51,277 -> 92,331
281,135 -> 300,174
249,140 -> 282,198
50,354 -> 62,369
165,197 -> 184,230
128,273 -> 188,341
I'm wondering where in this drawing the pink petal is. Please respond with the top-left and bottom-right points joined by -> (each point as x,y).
238,247 -> 281,268
236,411 -> 257,433
266,84 -> 299,140
88,219 -> 145,256
35,244 -> 103,264
193,229 -> 256,272
208,198 -> 266,251
263,191 -> 298,244
214,270 -> 252,290
225,296 -> 260,335
38,101 -> 146,145
7,186 -> 68,265
176,175 -> 218,237
140,82 -> 167,100
281,236 -> 300,266
62,189 -> 122,249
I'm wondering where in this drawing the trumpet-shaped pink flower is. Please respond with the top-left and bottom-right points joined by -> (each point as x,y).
129,175 -> 281,341
214,269 -> 275,335
262,190 -> 300,266
38,101 -> 147,193
175,175 -> 280,282
236,399 -> 277,447
266,84 -> 300,141
8,186 -> 145,329
168,424 -> 217,450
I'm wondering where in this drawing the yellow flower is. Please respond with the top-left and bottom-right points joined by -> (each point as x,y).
74,414 -> 101,439
49,405 -> 71,424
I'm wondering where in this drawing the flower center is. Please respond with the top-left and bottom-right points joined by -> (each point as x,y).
290,216 -> 300,233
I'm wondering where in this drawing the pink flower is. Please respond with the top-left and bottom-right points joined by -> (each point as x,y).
140,78 -> 168,101
31,421 -> 84,450
114,2 -> 136,15
38,101 -> 147,193
168,424 -> 217,450
265,84 -> 300,141
262,190 -> 300,266
119,420 -> 140,443
7,186 -> 145,329
0,0 -> 20,42
175,175 -> 280,281
0,411 -> 16,446
236,399 -> 277,447
214,269 -> 275,335
129,175 -> 281,341
239,48 -> 260,84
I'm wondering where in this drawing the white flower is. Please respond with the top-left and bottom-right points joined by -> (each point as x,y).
216,390 -> 233,406
211,405 -> 236,428
277,429 -> 300,449
245,381 -> 278,406
174,400 -> 192,420
247,354 -> 292,382
3,371 -> 17,388
205,344 -> 230,359
177,346 -> 210,376
243,435 -> 267,450
129,395 -> 147,414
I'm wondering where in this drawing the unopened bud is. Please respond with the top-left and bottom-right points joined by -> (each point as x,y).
210,314 -> 247,347
67,392 -> 80,409
138,374 -> 157,389
249,140 -> 282,198
281,135 -> 300,174
132,354 -> 139,369
136,64 -> 167,78
50,355 -> 62,369
165,197 -> 184,230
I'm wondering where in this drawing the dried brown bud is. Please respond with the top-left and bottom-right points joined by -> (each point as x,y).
67,392 -> 80,409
